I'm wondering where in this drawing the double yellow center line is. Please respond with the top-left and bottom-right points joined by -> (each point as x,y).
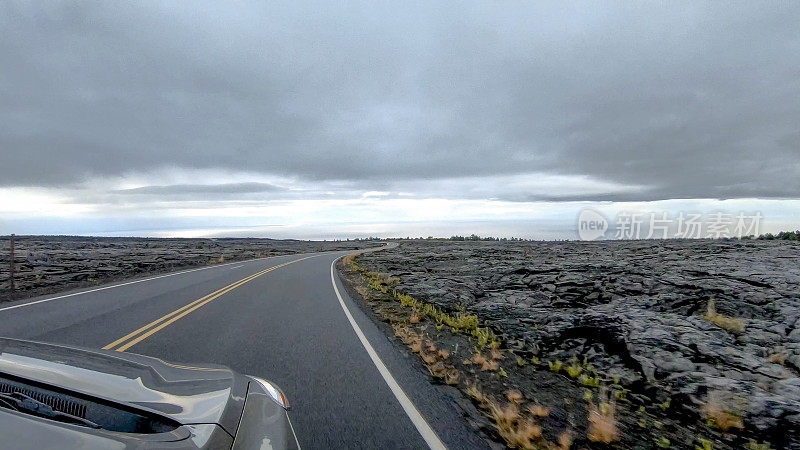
103,255 -> 317,352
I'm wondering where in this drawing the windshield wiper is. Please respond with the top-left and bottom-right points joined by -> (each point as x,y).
0,392 -> 101,429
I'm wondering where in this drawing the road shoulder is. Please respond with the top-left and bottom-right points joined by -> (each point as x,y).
334,258 -> 496,449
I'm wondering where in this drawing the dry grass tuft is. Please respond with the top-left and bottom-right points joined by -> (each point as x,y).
394,325 -> 426,352
490,347 -> 504,360
354,285 -> 369,298
703,392 -> 744,432
704,297 -> 745,334
482,359 -> 500,371
469,351 -> 500,371
466,381 -> 489,404
409,313 -> 422,324
444,367 -> 460,385
488,400 -> 543,449
529,405 -> 550,417
421,351 -> 438,365
394,326 -> 411,342
506,390 -> 524,404
505,419 -> 543,449
466,382 -> 556,449
557,431 -> 573,449
428,361 -> 446,377
768,348 -> 787,365
469,385 -> 532,447
395,322 -> 462,386
472,353 -> 487,366
342,254 -> 356,266
587,401 -> 618,443
489,401 -> 520,430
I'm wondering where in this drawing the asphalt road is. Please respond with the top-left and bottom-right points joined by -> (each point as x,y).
0,245 -> 488,449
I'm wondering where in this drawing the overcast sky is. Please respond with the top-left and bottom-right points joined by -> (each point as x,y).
1,2 -> 798,238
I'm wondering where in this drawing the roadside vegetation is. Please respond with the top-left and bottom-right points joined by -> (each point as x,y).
340,249 -> 782,449
343,255 -> 646,448
703,297 -> 745,334
757,230 -> 800,240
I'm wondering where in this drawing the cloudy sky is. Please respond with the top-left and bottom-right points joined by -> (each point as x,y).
1,2 -> 798,239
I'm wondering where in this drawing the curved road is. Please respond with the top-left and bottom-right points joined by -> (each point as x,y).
0,245 -> 487,449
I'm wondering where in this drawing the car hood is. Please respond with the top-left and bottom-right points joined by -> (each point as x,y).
0,338 -> 248,436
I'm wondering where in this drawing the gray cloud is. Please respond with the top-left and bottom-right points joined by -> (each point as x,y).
1,1 -> 799,201
114,182 -> 283,195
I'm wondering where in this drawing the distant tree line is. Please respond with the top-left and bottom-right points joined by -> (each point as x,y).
757,230 -> 800,241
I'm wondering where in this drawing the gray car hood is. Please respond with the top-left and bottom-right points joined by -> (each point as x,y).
0,338 -> 248,436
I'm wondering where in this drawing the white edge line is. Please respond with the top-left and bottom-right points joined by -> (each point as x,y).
286,412 -> 302,450
330,258 -> 447,450
0,256 -> 271,313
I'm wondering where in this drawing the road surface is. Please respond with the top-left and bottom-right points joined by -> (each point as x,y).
0,246 -> 487,449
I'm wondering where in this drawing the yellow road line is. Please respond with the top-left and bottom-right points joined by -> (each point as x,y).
104,255 -> 317,352
102,266 -> 271,350
105,274 -> 254,350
